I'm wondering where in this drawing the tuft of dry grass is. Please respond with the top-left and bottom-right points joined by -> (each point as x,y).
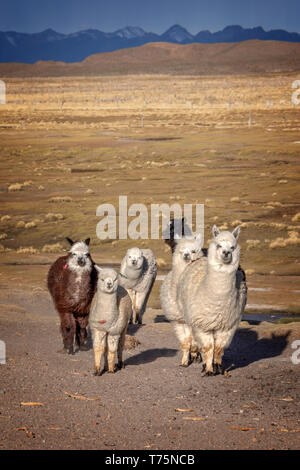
17,246 -> 39,254
16,221 -> 25,228
292,213 -> 300,223
269,231 -> 300,248
8,183 -> 23,191
246,239 -> 261,249
230,196 -> 240,202
23,180 -> 33,187
0,233 -> 7,240
45,213 -> 65,221
49,196 -> 72,203
157,257 -> 167,268
42,243 -> 63,253
245,269 -> 255,275
24,221 -> 36,229
1,215 -> 11,222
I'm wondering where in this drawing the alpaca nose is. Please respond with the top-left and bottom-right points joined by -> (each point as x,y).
183,253 -> 190,260
78,257 -> 86,266
223,250 -> 230,257
132,259 -> 137,265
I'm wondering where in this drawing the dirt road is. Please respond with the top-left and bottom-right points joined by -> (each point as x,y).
0,273 -> 299,451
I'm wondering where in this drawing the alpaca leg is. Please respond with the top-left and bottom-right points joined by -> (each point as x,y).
127,289 -> 136,324
190,335 -> 202,363
213,329 -> 236,374
60,313 -> 76,354
117,326 -> 128,369
192,329 -> 214,375
75,314 -> 89,351
107,334 -> 120,373
92,329 -> 107,376
173,322 -> 192,367
135,277 -> 155,324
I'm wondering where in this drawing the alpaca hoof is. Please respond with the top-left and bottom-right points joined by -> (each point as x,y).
204,370 -> 215,377
93,369 -> 101,376
117,361 -> 125,369
201,363 -> 206,373
213,363 -> 224,375
180,362 -> 189,368
107,369 -> 115,374
66,346 -> 74,355
79,344 -> 89,352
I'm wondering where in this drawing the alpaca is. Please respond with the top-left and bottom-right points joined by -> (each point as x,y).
119,247 -> 157,324
47,237 -> 97,354
162,217 -> 193,253
89,267 -> 132,375
160,234 -> 204,366
177,225 -> 247,376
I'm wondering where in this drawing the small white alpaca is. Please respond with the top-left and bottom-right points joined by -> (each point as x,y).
160,234 -> 204,366
177,225 -> 247,376
89,267 -> 132,375
119,247 -> 157,324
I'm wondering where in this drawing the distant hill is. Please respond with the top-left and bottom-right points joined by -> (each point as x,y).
1,40 -> 300,77
1,24 -> 300,64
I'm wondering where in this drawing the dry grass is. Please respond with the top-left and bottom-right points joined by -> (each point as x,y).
42,243 -> 64,253
49,196 -> 72,203
0,72 -> 299,282
8,183 -> 23,192
17,246 -> 39,254
45,213 -> 65,221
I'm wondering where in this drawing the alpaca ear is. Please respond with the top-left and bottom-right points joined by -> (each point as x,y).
212,225 -> 220,238
232,226 -> 241,240
84,238 -> 90,246
95,265 -> 102,273
66,237 -> 74,246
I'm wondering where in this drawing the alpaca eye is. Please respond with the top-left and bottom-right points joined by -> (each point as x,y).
231,246 -> 235,250
217,244 -> 221,249
191,250 -> 196,253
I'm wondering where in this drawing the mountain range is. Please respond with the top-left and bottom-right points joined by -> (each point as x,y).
1,40 -> 299,77
1,24 -> 300,63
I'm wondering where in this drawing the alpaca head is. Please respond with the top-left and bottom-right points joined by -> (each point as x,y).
162,217 -> 192,244
125,247 -> 144,270
66,237 -> 92,272
174,233 -> 203,263
95,266 -> 118,294
209,225 -> 240,270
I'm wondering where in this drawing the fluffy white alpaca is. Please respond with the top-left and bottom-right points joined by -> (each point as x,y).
177,225 -> 247,375
160,234 -> 204,366
119,247 -> 157,324
89,267 -> 132,375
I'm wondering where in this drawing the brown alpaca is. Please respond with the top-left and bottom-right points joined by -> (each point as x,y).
47,237 -> 97,354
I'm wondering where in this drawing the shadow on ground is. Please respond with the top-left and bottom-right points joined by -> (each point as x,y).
125,348 -> 177,366
224,328 -> 290,371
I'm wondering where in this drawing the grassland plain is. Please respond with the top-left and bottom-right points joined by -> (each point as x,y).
0,73 -> 300,450
0,73 -> 300,311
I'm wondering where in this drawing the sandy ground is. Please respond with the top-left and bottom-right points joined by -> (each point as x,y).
0,268 -> 299,450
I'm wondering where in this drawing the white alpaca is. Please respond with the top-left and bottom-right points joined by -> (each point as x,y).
160,234 -> 204,366
119,247 -> 157,324
177,225 -> 247,375
89,267 -> 132,375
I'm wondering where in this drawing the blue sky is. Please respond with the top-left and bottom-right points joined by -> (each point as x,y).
1,0 -> 299,34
